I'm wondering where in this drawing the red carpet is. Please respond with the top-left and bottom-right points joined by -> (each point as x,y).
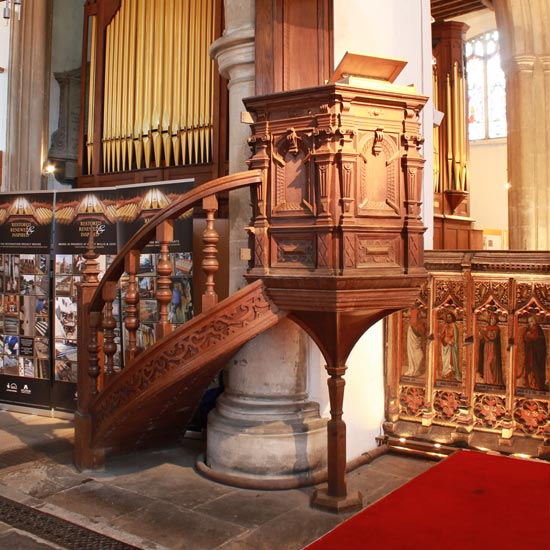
306,450 -> 550,550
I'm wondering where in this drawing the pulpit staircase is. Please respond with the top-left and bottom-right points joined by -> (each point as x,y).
74,170 -> 286,468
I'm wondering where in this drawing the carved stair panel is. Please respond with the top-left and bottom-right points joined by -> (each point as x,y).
92,280 -> 286,453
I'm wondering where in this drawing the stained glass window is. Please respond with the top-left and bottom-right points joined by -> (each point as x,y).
466,31 -> 507,140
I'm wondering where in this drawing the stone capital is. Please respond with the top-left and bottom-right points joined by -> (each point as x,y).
210,27 -> 255,87
502,54 -> 536,75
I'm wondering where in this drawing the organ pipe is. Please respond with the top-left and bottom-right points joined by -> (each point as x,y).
86,0 -> 215,175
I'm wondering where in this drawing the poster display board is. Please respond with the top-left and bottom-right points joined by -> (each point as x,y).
0,180 -> 194,412
0,192 -> 54,408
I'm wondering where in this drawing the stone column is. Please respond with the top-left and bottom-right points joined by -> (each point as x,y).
205,0 -> 326,487
493,0 -> 550,249
5,0 -> 53,191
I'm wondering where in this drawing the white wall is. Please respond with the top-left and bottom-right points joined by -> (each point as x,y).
308,0 -> 434,459
455,8 -> 508,237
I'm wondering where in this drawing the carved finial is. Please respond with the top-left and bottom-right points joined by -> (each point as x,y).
82,228 -> 100,284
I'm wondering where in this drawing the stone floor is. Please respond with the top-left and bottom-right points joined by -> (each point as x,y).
0,408 -> 435,550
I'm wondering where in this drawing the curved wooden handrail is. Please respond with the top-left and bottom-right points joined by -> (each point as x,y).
89,169 -> 262,312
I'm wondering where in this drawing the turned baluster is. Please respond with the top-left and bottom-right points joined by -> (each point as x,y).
88,311 -> 101,395
202,194 -> 219,312
124,250 -> 141,360
102,281 -> 118,379
155,220 -> 174,339
77,233 -> 101,411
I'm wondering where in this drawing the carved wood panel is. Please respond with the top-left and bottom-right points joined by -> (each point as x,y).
387,251 -> 550,451
357,133 -> 400,217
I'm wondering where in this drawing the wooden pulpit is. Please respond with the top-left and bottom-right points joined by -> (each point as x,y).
244,53 -> 429,511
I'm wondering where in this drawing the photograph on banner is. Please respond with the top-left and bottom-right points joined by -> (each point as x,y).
116,179 -> 194,252
53,187 -> 118,391
0,192 -> 54,254
0,191 -> 54,407
54,188 -> 118,254
117,180 -> 195,357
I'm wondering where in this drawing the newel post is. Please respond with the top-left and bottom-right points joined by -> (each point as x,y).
74,235 -> 105,470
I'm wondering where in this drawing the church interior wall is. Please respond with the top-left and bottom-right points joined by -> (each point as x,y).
455,8 -> 509,244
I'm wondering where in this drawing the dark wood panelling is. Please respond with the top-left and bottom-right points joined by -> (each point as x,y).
255,0 -> 333,95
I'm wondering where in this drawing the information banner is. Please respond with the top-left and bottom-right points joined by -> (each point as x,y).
0,192 -> 53,253
54,188 -> 118,254
0,181 -> 195,413
0,192 -> 54,408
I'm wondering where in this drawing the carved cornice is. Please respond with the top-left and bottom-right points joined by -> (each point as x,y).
425,251 -> 550,274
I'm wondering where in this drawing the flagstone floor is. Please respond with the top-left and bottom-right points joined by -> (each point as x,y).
0,408 -> 435,550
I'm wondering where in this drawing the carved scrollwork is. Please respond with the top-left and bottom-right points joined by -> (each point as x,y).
534,283 -> 550,310
399,386 -> 426,417
513,398 -> 549,436
93,286 -> 279,434
474,280 -> 509,310
433,278 -> 465,307
516,282 -> 534,309
473,394 -> 507,429
433,390 -> 461,422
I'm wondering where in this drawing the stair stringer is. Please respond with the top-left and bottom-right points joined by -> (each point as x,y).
90,280 -> 287,454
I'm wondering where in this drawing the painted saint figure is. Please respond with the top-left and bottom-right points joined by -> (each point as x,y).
522,316 -> 547,391
440,311 -> 461,381
405,307 -> 427,377
477,313 -> 504,385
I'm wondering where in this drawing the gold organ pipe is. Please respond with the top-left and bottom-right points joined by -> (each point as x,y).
126,0 -> 137,170
204,0 -> 212,163
120,0 -> 130,171
103,21 -> 113,173
186,0 -> 196,165
109,11 -> 118,172
208,0 -> 215,163
191,5 -> 201,164
197,0 -> 207,162
172,0 -> 182,166
433,69 -> 440,193
87,16 -> 97,175
180,0 -> 189,165
445,73 -> 452,191
98,0 -> 216,173
162,0 -> 175,167
114,7 -> 123,172
142,0 -> 155,168
452,61 -> 461,190
134,0 -> 145,169
459,70 -> 467,191
151,0 -> 163,168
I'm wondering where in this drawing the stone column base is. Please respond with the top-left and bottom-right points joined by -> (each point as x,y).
200,397 -> 327,488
